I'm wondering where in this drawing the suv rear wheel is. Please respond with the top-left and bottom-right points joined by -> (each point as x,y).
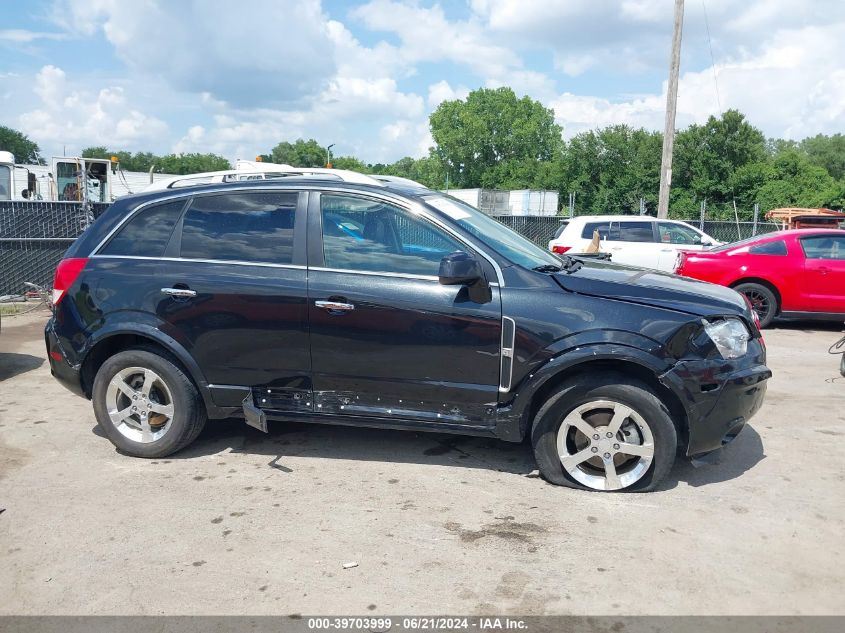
92,349 -> 206,458
531,373 -> 677,492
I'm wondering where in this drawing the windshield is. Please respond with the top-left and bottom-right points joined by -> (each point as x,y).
0,165 -> 11,201
423,194 -> 562,269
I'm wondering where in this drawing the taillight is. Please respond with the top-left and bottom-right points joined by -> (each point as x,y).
674,251 -> 687,273
552,245 -> 571,254
52,258 -> 88,306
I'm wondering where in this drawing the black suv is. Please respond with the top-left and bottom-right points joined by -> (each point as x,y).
46,177 -> 770,492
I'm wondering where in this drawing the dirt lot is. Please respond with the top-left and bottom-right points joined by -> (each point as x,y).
1,309 -> 843,616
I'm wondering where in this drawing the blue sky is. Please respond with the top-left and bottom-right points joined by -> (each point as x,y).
1,0 -> 844,165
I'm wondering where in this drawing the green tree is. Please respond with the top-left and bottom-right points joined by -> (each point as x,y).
383,155 -> 446,189
799,133 -> 845,180
549,125 -> 661,215
0,125 -> 44,164
80,148 -> 229,174
672,110 -> 766,215
81,147 -> 158,172
753,150 -> 841,210
331,156 -> 370,172
429,87 -> 563,188
155,153 -> 231,174
270,139 -> 328,167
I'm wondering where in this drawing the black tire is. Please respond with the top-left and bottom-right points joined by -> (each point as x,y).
734,282 -> 778,328
531,373 -> 677,492
92,348 -> 207,458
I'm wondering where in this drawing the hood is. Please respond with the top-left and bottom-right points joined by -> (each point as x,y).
553,260 -> 749,318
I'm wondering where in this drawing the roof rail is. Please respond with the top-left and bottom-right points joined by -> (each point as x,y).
142,159 -> 385,192
370,174 -> 428,189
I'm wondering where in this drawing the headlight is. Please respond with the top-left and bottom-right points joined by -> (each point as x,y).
703,318 -> 749,359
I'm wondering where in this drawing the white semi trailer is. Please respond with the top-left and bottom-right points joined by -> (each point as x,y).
0,152 -> 172,202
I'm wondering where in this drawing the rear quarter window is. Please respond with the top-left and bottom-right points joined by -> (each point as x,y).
99,199 -> 185,257
581,221 -> 610,239
748,240 -> 787,255
553,221 -> 570,239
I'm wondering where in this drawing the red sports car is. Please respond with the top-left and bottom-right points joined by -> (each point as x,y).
674,228 -> 845,327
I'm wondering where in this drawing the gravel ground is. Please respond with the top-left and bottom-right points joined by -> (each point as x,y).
1,309 -> 843,615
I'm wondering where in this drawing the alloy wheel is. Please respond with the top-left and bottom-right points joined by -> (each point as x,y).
744,290 -> 771,321
105,366 -> 175,443
556,399 -> 655,491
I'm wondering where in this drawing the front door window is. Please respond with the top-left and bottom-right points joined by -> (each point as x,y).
320,195 -> 464,276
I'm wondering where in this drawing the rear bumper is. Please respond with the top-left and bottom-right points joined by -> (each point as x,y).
45,319 -> 86,399
662,350 -> 771,458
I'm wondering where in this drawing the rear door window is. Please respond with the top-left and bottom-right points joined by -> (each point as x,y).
180,192 -> 298,264
613,221 -> 656,242
100,199 -> 185,257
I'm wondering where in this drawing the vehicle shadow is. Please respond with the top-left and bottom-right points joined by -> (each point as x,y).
172,419 -> 538,476
659,424 -> 766,490
115,416 -> 766,491
0,352 -> 44,382
770,319 -> 844,332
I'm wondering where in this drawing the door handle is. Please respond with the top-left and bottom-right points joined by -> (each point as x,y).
161,287 -> 197,298
315,300 -> 354,312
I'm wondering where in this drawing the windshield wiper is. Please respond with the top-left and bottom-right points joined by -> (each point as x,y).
535,256 -> 583,274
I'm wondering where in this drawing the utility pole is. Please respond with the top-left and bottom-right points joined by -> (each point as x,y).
657,0 -> 684,219
325,143 -> 335,168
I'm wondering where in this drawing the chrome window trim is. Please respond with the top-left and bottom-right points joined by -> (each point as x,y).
317,191 -> 505,286
90,187 -> 303,256
90,184 -> 505,286
309,266 -> 440,282
499,316 -> 516,393
90,254 -> 306,270
88,255 -> 499,284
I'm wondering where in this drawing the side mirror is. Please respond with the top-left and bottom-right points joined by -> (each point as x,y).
439,251 -> 483,285
699,236 -> 713,246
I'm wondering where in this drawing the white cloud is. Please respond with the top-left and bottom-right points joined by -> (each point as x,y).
19,65 -> 168,155
351,0 -> 522,77
0,29 -> 66,43
51,0 -> 337,106
551,21 -> 845,140
427,80 -> 469,109
6,0 -> 842,166
172,72 -> 428,163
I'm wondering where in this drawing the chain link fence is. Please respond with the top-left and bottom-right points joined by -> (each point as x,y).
0,201 -> 109,295
491,216 -> 780,247
0,200 -> 784,296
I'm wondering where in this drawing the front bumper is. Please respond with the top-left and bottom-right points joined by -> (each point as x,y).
45,319 -> 86,398
662,349 -> 771,458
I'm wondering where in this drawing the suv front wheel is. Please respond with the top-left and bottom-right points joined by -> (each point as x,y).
531,373 -> 677,492
92,349 -> 207,458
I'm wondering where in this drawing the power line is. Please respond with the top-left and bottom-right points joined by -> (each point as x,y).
702,0 -> 740,235
701,0 -> 722,115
